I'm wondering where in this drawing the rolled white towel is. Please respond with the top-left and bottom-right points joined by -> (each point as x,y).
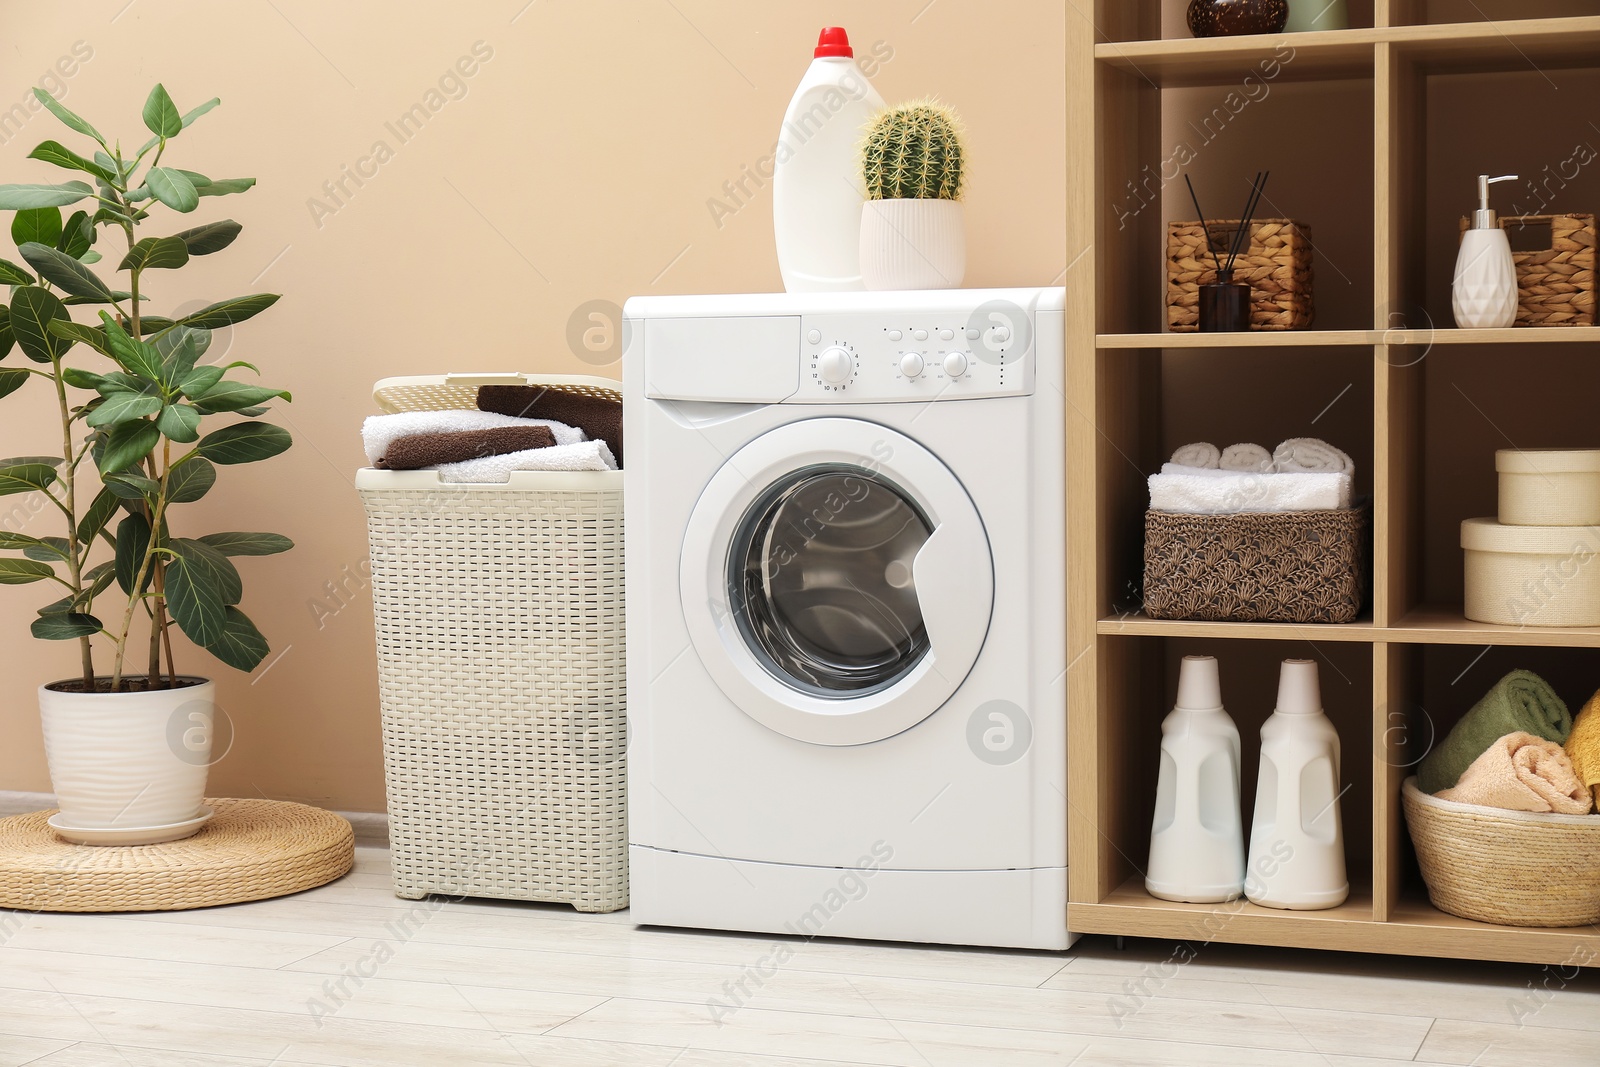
362,410 -> 586,466
1220,442 -> 1273,473
1170,442 -> 1221,469
1273,437 -> 1354,475
1149,470 -> 1351,514
434,440 -> 618,481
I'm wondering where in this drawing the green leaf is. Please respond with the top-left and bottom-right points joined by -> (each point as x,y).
180,97 -> 220,129
0,532 -> 47,550
77,486 -> 119,545
144,168 -> 198,212
157,328 -> 203,378
171,220 -> 240,256
95,371 -> 150,395
142,84 -> 182,138
117,236 -> 189,272
166,456 -> 215,503
12,207 -> 62,248
205,606 -> 269,670
175,294 -> 280,330
0,307 -> 12,362
28,140 -> 116,182
197,531 -> 294,557
31,612 -> 101,639
100,314 -> 165,383
0,558 -> 55,584
193,381 -> 290,414
8,286 -> 70,363
0,462 -> 57,497
102,469 -> 160,498
32,88 -> 104,144
114,512 -> 152,595
78,251 -> 101,265
86,390 -> 162,428
0,182 -> 93,210
177,365 -> 224,399
97,419 -> 160,474
57,210 -> 93,258
61,292 -> 135,306
177,171 -> 255,198
60,366 -> 105,389
18,242 -> 117,302
156,403 -> 201,442
134,316 -> 178,337
0,259 -> 34,286
196,421 -> 290,465
22,536 -> 69,561
0,368 -> 27,400
50,321 -> 112,358
167,537 -> 238,647
77,560 -> 116,604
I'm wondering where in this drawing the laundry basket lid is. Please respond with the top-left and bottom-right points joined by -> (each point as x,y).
1460,516 -> 1600,553
372,372 -> 621,414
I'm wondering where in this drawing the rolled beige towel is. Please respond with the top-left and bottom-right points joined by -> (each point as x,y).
1273,437 -> 1354,475
1170,442 -> 1220,469
1437,731 -> 1593,815
1220,443 -> 1273,473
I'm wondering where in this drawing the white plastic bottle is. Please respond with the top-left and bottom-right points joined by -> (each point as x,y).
1452,173 -> 1520,329
1245,659 -> 1349,911
772,26 -> 886,293
1147,656 -> 1246,903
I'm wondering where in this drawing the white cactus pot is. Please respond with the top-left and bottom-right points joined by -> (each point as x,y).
39,677 -> 214,843
859,199 -> 966,291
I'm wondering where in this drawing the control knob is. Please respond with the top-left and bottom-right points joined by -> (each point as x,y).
817,346 -> 854,385
942,351 -> 969,377
899,352 -> 925,378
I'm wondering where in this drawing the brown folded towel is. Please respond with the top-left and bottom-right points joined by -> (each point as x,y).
1437,731 -> 1594,815
477,386 -> 623,466
374,425 -> 556,470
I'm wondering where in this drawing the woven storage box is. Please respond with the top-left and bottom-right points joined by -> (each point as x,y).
1143,505 -> 1369,623
1167,218 -> 1314,331
1402,777 -> 1600,927
1457,213 -> 1596,326
1497,448 -> 1600,526
1461,517 -> 1600,627
357,373 -> 627,913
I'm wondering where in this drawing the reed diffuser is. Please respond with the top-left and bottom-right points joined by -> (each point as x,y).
1184,172 -> 1270,332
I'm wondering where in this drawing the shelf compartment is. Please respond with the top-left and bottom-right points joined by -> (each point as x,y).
1096,30 -> 1380,88
1098,612 -> 1379,641
1393,606 -> 1600,647
1391,16 -> 1600,73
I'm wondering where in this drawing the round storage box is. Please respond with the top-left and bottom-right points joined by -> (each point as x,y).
1461,517 -> 1600,626
1497,448 -> 1600,526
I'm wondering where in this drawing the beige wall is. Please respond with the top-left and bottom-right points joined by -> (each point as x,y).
0,2 -> 1066,810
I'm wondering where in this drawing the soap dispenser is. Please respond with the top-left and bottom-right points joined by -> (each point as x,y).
1146,655 -> 1246,904
1452,174 -> 1520,329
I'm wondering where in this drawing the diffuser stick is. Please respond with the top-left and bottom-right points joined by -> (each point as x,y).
1184,175 -> 1223,273
1226,173 -> 1261,269
1228,171 -> 1270,273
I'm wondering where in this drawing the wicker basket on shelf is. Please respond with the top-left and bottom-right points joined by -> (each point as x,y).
1166,218 -> 1314,331
1402,777 -> 1600,927
1456,213 -> 1596,327
1142,504 -> 1368,624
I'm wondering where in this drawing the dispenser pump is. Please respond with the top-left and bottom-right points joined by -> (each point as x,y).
1471,174 -> 1518,229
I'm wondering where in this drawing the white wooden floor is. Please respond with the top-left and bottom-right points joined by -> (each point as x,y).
1,847 -> 1597,1066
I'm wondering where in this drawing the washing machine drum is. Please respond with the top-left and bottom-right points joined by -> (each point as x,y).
680,419 -> 994,746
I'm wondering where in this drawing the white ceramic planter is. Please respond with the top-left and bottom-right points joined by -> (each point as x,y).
859,199 -> 966,291
39,677 -> 214,843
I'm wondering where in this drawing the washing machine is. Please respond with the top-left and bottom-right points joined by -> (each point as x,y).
621,287 -> 1070,950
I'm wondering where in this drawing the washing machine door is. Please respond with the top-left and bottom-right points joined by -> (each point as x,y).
680,418 -> 993,746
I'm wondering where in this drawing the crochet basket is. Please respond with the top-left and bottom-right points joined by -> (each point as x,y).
1456,213 -> 1596,327
1402,777 -> 1600,927
1167,218 -> 1314,331
357,373 -> 627,913
1142,504 -> 1369,623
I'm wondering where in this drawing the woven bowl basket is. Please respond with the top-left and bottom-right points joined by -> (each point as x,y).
1167,218 -> 1314,331
1402,777 -> 1600,927
1143,505 -> 1368,624
1457,213 -> 1596,327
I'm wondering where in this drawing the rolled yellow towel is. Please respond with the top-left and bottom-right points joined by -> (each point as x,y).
1566,690 -> 1600,808
1438,731 -> 1593,815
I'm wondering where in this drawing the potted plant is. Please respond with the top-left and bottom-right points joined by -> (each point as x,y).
857,100 -> 967,291
0,84 -> 292,845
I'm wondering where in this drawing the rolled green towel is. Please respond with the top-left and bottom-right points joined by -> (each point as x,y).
1418,669 -> 1573,793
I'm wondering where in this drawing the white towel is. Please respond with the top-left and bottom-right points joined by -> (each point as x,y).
1170,442 -> 1221,469
1220,442 -> 1273,473
361,410 -> 586,466
1273,437 -> 1354,475
1149,471 -> 1351,514
434,440 -> 618,481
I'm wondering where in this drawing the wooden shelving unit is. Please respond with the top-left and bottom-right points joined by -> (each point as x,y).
1066,1 -> 1600,968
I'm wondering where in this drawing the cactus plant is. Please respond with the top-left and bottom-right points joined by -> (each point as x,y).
860,100 -> 965,202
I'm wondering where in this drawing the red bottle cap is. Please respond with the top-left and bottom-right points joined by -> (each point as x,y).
814,27 -> 853,58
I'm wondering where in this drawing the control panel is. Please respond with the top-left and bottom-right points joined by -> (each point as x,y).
791,308 -> 1034,403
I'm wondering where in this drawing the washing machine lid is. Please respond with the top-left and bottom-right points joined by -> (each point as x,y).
680,418 -> 994,746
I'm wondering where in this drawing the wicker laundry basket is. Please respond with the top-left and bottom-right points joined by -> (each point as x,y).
357,373 -> 627,913
1167,218 -> 1315,331
1402,777 -> 1600,928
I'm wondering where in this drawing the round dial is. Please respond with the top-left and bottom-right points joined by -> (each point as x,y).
817,346 -> 854,385
899,353 -> 925,378
942,351 -> 969,377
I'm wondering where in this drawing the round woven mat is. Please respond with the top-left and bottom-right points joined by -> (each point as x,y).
0,798 -> 354,913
